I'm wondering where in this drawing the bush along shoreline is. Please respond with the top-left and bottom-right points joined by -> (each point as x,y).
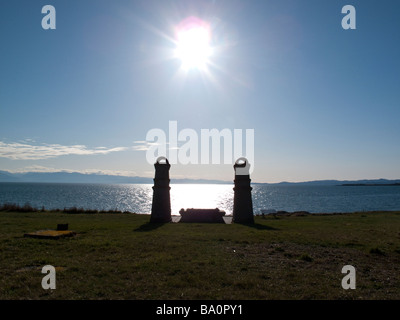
0,203 -> 135,214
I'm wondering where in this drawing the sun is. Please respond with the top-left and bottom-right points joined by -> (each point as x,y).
174,17 -> 213,70
175,27 -> 213,69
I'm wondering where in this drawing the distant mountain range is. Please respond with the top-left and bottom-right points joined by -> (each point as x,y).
0,170 -> 229,184
256,179 -> 400,186
1,170 -> 400,186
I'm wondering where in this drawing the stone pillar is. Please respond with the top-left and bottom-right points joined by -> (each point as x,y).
233,157 -> 254,224
150,157 -> 172,223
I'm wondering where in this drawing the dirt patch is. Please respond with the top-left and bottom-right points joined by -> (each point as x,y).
24,230 -> 76,239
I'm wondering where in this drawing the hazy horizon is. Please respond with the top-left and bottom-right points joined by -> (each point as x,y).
1,169 -> 400,185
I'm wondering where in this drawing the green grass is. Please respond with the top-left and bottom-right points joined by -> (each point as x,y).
0,211 -> 399,299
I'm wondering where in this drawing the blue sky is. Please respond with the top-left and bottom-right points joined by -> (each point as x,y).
1,0 -> 399,183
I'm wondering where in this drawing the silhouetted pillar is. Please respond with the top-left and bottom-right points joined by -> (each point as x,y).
150,157 -> 172,223
233,157 -> 254,224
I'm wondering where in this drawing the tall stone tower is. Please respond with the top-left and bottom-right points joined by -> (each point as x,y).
150,157 -> 172,223
232,157 -> 254,224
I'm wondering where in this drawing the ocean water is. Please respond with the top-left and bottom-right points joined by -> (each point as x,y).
1,182 -> 400,214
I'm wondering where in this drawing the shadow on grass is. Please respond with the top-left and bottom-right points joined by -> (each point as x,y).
237,223 -> 278,230
134,222 -> 166,232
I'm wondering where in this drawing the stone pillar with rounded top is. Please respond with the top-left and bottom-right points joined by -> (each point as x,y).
150,156 -> 172,223
233,157 -> 254,224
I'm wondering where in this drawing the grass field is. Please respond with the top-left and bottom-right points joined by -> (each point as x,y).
0,211 -> 399,300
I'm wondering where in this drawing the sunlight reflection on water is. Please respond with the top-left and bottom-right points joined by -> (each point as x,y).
1,183 -> 400,214
171,184 -> 233,215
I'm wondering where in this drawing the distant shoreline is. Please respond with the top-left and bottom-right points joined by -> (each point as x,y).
1,170 -> 400,185
341,183 -> 400,186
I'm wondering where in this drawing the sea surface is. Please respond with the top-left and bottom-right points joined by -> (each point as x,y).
1,182 -> 400,214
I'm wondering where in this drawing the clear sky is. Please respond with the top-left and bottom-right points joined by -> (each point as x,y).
1,0 -> 399,183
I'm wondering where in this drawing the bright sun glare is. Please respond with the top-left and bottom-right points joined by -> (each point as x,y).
175,17 -> 213,70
